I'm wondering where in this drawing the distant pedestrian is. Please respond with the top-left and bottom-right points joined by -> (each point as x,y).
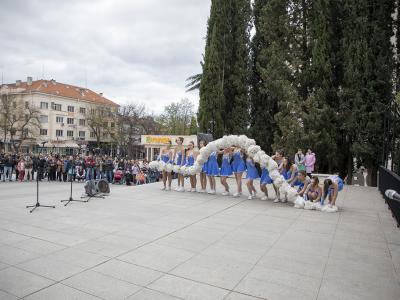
305,149 -> 316,178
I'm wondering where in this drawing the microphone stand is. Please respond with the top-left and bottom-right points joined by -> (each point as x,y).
26,142 -> 56,213
61,162 -> 88,206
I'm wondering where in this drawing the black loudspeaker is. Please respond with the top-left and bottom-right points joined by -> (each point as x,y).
197,133 -> 213,147
84,179 -> 110,196
96,179 -> 110,194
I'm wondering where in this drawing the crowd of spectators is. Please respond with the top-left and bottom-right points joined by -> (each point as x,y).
0,152 -> 159,185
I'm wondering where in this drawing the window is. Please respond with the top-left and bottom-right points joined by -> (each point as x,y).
40,115 -> 48,123
79,131 -> 85,138
67,105 -> 74,112
56,116 -> 64,123
40,102 -> 48,109
67,130 -> 74,137
90,132 -> 95,138
56,130 -> 63,137
52,103 -> 62,111
79,107 -> 86,114
25,114 -> 29,122
13,102 -> 16,109
102,132 -> 108,138
25,101 -> 29,109
110,122 -> 115,128
22,128 -> 28,137
40,129 -> 48,136
67,118 -> 74,125
79,119 -> 85,126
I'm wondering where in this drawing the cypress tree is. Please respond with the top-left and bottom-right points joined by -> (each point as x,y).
198,0 -> 251,137
341,0 -> 394,184
250,0 -> 278,153
304,0 -> 343,173
224,0 -> 252,134
249,0 -> 301,154
198,23 -> 226,138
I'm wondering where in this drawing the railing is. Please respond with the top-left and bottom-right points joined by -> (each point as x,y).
378,166 -> 400,227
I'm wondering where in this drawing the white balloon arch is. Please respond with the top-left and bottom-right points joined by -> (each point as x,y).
149,135 -> 306,208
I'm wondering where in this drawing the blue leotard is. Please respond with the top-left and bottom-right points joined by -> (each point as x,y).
260,168 -> 273,184
220,154 -> 232,176
231,150 -> 246,173
246,159 -> 259,180
207,151 -> 219,176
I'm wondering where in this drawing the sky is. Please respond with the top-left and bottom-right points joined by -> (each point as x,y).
0,0 -> 211,114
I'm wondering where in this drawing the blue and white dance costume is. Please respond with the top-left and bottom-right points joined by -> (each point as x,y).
161,153 -> 170,164
322,175 -> 344,204
185,152 -> 195,167
220,154 -> 232,176
175,150 -> 186,166
246,159 -> 259,180
207,151 -> 219,176
260,168 -> 273,184
231,150 -> 246,173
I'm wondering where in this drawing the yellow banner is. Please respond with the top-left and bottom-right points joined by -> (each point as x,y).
145,136 -> 170,145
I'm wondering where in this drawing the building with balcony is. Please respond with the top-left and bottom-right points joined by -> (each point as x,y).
0,77 -> 119,155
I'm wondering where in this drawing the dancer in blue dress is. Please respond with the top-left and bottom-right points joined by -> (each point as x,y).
174,137 -> 186,192
260,167 -> 273,200
322,175 -> 344,210
246,158 -> 259,200
160,140 -> 173,190
219,148 -> 232,195
185,141 -> 197,192
199,140 -> 208,193
231,147 -> 246,197
207,150 -> 219,194
272,150 -> 285,202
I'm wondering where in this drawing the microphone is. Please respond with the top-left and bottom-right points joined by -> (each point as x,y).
385,189 -> 400,202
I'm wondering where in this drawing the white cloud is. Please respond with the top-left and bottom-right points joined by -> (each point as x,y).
0,0 -> 210,113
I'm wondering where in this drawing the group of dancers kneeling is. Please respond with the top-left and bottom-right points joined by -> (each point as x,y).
158,138 -> 343,210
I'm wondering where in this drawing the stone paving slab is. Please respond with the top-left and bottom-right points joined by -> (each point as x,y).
0,179 -> 399,299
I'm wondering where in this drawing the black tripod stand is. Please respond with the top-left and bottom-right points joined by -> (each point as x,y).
26,142 -> 56,213
61,168 -> 88,206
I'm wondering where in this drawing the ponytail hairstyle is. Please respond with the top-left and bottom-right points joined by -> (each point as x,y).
323,178 -> 333,200
284,157 -> 292,172
312,175 -> 319,187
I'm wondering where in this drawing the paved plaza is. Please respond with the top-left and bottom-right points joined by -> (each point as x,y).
0,180 -> 399,300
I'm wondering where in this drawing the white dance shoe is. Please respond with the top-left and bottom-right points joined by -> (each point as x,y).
233,192 -> 242,198
260,195 -> 268,201
221,191 -> 230,196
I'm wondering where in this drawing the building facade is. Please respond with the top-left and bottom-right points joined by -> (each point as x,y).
0,77 -> 119,154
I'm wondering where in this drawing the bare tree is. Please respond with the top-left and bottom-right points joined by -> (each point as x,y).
0,94 -> 40,152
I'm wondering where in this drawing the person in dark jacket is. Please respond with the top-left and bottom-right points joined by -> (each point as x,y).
104,155 -> 114,183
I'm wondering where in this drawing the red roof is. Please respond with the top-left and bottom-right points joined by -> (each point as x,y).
2,79 -> 119,107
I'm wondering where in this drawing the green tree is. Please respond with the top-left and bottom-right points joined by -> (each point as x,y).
340,0 -> 394,184
303,0 -> 343,173
198,0 -> 251,137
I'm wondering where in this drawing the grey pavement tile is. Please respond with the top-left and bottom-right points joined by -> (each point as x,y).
45,247 -> 109,268
0,244 -> 40,265
0,230 -> 30,245
92,259 -> 163,286
317,276 -> 400,300
0,262 -> 9,271
149,274 -> 229,300
257,252 -> 325,278
224,292 -> 265,300
12,238 -> 66,255
24,283 -> 101,300
62,270 -> 141,300
170,254 -> 254,290
155,235 -> 214,253
118,243 -> 195,272
0,290 -> 18,300
16,256 -> 85,281
0,267 -> 54,298
127,288 -> 181,300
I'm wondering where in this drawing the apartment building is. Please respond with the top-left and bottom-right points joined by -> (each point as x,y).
0,77 -> 119,154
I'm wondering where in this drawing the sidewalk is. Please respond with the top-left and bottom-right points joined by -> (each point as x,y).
0,181 -> 399,299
